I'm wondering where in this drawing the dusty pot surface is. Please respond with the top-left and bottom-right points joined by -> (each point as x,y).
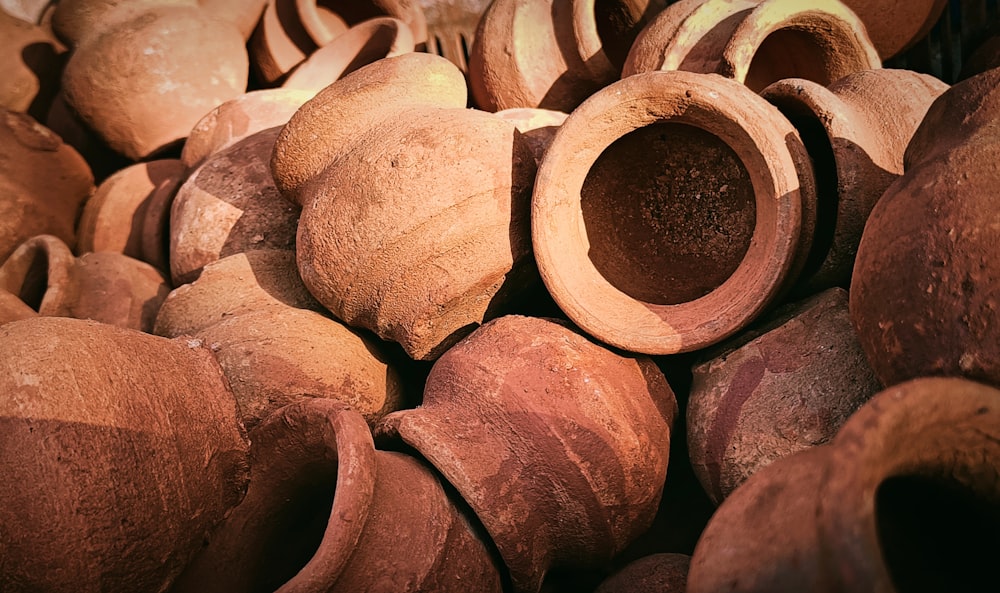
0,109 -> 93,261
687,287 -> 881,505
76,158 -> 185,273
760,69 -> 948,292
281,16 -> 415,94
198,0 -> 267,40
194,306 -> 405,431
468,0 -> 667,112
493,107 -> 568,165
50,0 -> 198,46
841,0 -> 947,59
594,553 -> 690,593
154,249 -> 322,337
622,0 -> 881,92
0,8 -> 66,120
61,3 -> 248,160
172,399 -> 503,593
532,70 -> 816,355
0,234 -> 170,331
0,316 -> 250,593
687,376 -> 1000,592
378,314 -> 677,593
851,68 -> 1000,388
171,126 -> 299,286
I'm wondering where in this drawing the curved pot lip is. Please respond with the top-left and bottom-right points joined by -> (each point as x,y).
0,234 -> 75,316
817,377 -> 1000,590
532,70 -> 806,355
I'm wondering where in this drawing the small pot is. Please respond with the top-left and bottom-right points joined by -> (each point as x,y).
0,234 -> 170,332
532,70 -> 816,355
595,553 -> 690,593
622,0 -> 881,92
378,315 -> 678,593
171,399 -> 503,593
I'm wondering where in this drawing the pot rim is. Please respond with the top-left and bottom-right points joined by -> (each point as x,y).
0,234 -> 75,316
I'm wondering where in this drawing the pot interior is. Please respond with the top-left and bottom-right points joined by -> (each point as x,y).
745,28 -> 841,92
876,473 -> 1000,593
580,121 -> 755,305
593,0 -> 652,68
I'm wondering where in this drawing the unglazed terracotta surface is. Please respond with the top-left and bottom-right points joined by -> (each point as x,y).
594,553 -> 690,593
842,0 -> 947,59
0,8 -> 65,119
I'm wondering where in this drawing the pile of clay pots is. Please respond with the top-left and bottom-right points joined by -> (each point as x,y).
1,0 -> 999,592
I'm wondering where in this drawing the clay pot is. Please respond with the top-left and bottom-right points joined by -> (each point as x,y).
199,0 -> 267,40
154,249 -> 322,337
271,52 -> 468,204
50,0 -> 198,46
378,315 -> 678,593
281,16 -> 415,94
0,109 -> 93,261
851,68 -> 1000,388
42,88 -> 130,182
532,70 -> 817,355
494,107 -> 568,165
595,553 -> 690,593
172,399 -> 504,593
249,0 -> 427,84
0,234 -> 171,331
180,88 -> 313,172
0,316 -> 250,593
622,0 -> 881,92
171,126 -> 300,286
468,0 -> 668,112
687,287 -> 881,505
961,31 -> 1000,80
0,288 -> 37,325
76,158 -> 185,273
687,376 -> 1000,592
841,0 -> 947,59
0,8 -> 66,120
61,3 -> 248,160
0,0 -> 53,23
760,69 -> 947,292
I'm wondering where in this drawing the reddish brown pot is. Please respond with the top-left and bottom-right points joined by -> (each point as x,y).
841,0 -> 947,59
0,8 -> 65,120
61,3 -> 248,160
0,109 -> 93,261
0,316 -> 250,593
154,249 -> 322,338
760,69 -> 947,292
687,287 -> 881,505
378,315 -> 677,593
0,288 -> 37,325
468,0 -> 667,112
594,553 -> 690,593
281,16 -> 415,94
532,70 -> 816,355
851,68 -> 1000,388
76,158 -> 185,273
622,0 -> 881,92
172,399 -> 503,593
171,126 -> 300,286
687,376 -> 1000,592
0,234 -> 170,332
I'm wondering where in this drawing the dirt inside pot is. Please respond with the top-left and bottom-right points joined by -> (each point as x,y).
581,121 -> 755,305
876,473 -> 1000,593
745,29 -> 840,92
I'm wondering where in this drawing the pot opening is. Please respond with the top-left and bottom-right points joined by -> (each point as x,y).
250,462 -> 338,593
580,121 -> 755,305
593,0 -> 649,69
745,29 -> 840,92
876,473 -> 1000,593
16,247 -> 50,311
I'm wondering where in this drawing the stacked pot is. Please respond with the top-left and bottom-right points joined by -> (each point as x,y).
1,0 -> 999,591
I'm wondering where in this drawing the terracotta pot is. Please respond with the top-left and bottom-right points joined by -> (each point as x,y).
0,0 -> 53,23
622,0 -> 881,92
249,0 -> 427,84
851,68 -> 1000,388
961,31 -> 1000,80
172,399 -> 503,593
595,553 -> 690,593
76,158 -> 186,273
760,69 -> 947,293
42,88 -> 130,182
0,316 -> 250,593
271,52 -> 468,205
841,0 -> 947,59
687,376 -> 1000,592
532,70 -> 816,355
199,0 -> 267,40
0,109 -> 93,261
687,287 -> 881,505
50,0 -> 198,46
194,306 -> 405,431
0,8 -> 66,120
180,88 -> 313,172
0,234 -> 170,331
171,126 -> 300,286
378,315 -> 677,593
468,0 -> 667,112
281,16 -> 415,94
154,249 -> 322,337
0,287 -> 37,325
61,3 -> 248,160
493,107 -> 568,165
